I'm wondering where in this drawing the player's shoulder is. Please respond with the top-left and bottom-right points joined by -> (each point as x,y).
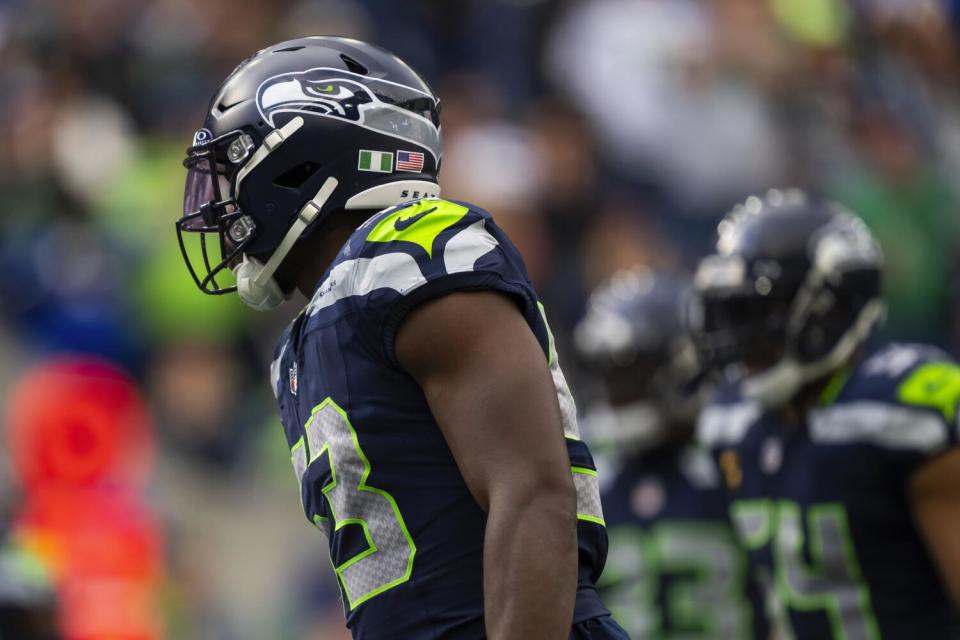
354,196 -> 497,260
839,342 -> 958,407
305,198 -> 506,313
810,342 -> 960,452
300,196 -> 540,359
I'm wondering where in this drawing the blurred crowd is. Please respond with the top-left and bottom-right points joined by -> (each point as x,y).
1,0 -> 959,637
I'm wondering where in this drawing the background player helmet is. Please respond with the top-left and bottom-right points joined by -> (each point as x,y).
574,267 -> 703,453
692,189 -> 885,407
177,37 -> 442,310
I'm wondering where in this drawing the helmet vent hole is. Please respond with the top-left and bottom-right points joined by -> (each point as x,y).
340,54 -> 369,75
275,45 -> 305,53
273,161 -> 323,189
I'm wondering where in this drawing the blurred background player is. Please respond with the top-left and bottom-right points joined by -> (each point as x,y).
695,189 -> 960,638
575,267 -> 767,639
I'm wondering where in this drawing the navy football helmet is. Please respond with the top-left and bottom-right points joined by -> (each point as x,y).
692,189 -> 885,406
574,267 -> 704,453
177,37 -> 442,310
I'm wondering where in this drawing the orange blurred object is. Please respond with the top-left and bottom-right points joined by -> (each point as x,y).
6,358 -> 164,639
7,358 -> 154,490
15,490 -> 165,640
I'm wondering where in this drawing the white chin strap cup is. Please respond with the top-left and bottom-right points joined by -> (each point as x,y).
235,176 -> 339,311
234,255 -> 286,311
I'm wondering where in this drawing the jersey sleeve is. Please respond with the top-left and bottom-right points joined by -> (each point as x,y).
818,343 -> 960,480
357,198 -> 547,365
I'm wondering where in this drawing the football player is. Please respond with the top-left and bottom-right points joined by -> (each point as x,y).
175,37 -> 627,640
694,189 -> 960,638
575,267 -> 767,639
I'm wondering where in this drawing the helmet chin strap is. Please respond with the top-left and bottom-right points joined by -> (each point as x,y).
742,299 -> 886,407
235,176 -> 339,311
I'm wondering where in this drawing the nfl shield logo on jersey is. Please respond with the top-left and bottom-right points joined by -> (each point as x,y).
289,361 -> 298,396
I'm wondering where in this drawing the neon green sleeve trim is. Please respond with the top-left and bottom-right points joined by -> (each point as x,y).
290,436 -> 305,454
537,301 -> 556,367
571,466 -> 598,477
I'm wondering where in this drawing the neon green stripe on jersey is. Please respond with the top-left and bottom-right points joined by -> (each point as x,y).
571,466 -> 605,526
537,301 -> 556,367
367,199 -> 469,258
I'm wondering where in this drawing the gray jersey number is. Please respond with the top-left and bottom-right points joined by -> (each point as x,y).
732,500 -> 880,640
600,522 -> 755,639
294,398 -> 416,609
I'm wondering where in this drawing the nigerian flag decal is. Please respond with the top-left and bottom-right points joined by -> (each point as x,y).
358,149 -> 394,173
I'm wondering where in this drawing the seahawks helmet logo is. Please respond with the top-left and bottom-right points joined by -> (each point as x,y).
256,69 -> 376,127
255,67 -> 442,165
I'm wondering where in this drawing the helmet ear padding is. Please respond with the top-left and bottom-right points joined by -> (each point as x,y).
233,176 -> 339,311
786,214 -> 883,364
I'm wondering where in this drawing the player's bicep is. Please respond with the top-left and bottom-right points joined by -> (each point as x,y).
395,290 -> 573,512
911,447 -> 960,608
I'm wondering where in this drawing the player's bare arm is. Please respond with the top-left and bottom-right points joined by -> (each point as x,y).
396,290 -> 578,640
911,446 -> 960,607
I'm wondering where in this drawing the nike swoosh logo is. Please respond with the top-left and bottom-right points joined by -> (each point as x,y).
394,207 -> 436,231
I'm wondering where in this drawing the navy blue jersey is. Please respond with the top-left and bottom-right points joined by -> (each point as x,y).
270,198 -> 610,638
599,442 -> 768,639
698,344 -> 960,639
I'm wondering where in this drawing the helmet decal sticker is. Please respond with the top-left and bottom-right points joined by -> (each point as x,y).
395,150 -> 425,173
192,128 -> 213,146
258,75 -> 372,125
357,149 -> 394,173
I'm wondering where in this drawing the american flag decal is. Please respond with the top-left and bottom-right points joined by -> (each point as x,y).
396,150 -> 425,173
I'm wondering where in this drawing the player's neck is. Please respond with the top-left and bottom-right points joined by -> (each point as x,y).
780,363 -> 855,423
293,222 -> 357,298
